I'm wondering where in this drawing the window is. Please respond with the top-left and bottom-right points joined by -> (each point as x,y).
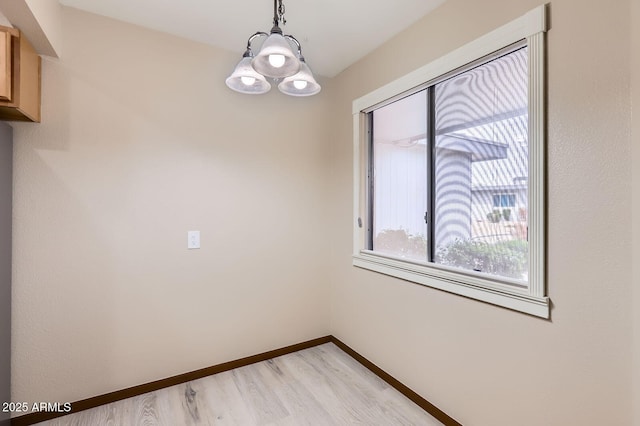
370,47 -> 528,280
352,5 -> 548,318
493,194 -> 516,209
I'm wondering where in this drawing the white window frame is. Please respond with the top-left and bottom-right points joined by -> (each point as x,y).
352,5 -> 549,318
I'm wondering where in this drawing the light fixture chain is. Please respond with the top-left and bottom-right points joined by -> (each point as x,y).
278,0 -> 286,25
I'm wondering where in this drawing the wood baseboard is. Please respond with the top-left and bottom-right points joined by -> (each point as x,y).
11,335 -> 460,426
329,336 -> 462,426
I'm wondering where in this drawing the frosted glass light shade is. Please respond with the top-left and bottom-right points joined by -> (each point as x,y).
278,60 -> 321,97
225,57 -> 271,94
252,33 -> 300,78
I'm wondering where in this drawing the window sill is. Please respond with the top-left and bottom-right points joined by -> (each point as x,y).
352,251 -> 549,318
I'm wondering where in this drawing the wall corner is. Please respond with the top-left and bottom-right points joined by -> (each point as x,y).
0,0 -> 62,58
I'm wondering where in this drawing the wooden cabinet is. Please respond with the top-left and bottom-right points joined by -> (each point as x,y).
0,26 -> 41,122
0,30 -> 11,102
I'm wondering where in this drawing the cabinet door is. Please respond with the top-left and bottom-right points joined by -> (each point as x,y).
0,30 -> 10,102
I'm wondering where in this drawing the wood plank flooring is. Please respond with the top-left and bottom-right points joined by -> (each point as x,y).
36,343 -> 443,425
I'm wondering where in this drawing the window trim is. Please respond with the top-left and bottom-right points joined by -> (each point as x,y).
352,5 -> 549,318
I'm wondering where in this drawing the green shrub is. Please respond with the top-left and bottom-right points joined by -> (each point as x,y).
436,238 -> 528,279
502,208 -> 511,221
486,209 -> 502,223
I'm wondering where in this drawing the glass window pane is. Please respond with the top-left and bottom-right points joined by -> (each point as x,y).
372,90 -> 428,261
433,48 -> 529,281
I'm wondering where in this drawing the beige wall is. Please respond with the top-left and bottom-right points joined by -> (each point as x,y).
328,0 -> 633,425
0,123 -> 12,426
11,7 -> 331,405
25,0 -> 63,56
632,0 -> 640,423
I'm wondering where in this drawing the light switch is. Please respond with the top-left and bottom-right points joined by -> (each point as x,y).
187,231 -> 200,249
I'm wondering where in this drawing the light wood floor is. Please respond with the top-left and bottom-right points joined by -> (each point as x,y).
37,343 -> 443,425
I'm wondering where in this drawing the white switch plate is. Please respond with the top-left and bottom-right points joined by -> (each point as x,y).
187,231 -> 200,249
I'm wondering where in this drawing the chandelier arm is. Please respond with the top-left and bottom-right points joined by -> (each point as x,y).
283,34 -> 302,55
246,32 -> 269,50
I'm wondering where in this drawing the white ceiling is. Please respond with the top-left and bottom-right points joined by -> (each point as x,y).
57,0 -> 446,78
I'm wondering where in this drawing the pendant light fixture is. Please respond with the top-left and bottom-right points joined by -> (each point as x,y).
225,0 -> 321,96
